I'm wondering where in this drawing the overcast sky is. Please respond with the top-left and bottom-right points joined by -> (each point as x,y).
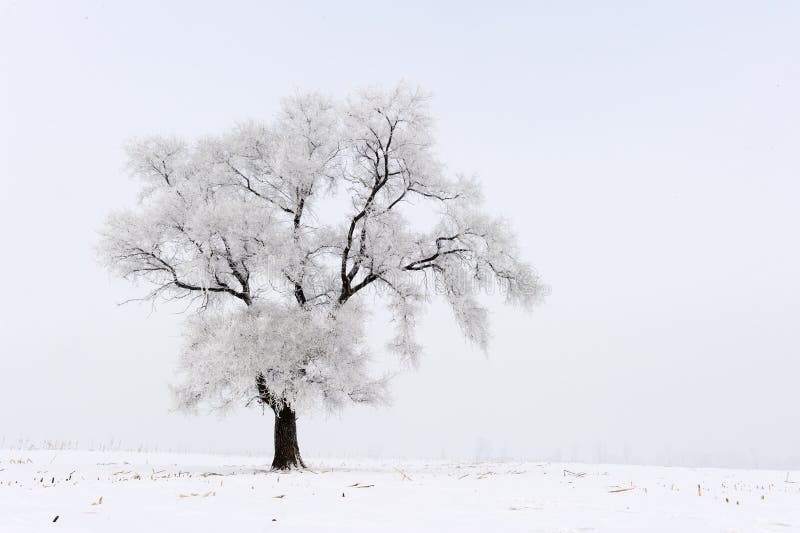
1,1 -> 798,468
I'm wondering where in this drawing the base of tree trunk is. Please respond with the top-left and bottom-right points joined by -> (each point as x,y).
271,405 -> 305,470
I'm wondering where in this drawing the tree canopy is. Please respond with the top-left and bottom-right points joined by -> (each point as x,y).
99,82 -> 547,417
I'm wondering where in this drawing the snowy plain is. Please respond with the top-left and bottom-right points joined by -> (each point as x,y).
1,450 -> 799,532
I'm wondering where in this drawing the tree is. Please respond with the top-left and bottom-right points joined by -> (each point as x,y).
99,82 -> 547,469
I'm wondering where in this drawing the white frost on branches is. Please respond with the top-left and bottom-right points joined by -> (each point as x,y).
174,302 -> 386,414
99,81 -> 547,415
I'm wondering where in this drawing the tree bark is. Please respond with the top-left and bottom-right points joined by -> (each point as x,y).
271,404 -> 305,470
256,372 -> 304,470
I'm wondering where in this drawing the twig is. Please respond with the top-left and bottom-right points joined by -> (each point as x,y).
609,486 -> 635,493
394,467 -> 413,481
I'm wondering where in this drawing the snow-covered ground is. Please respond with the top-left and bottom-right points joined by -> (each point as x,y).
1,450 -> 799,532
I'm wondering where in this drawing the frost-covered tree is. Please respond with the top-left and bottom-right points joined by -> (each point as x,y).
99,82 -> 547,469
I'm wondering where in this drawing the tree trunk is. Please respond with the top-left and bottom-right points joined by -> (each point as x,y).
271,404 -> 305,470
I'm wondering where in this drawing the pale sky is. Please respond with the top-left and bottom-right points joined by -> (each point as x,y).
1,0 -> 798,468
